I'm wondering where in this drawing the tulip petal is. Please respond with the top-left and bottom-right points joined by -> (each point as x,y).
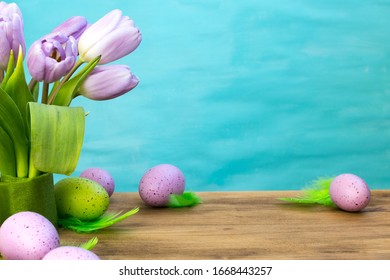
27,42 -> 46,81
10,14 -> 25,59
51,16 -> 88,40
78,10 -> 123,56
44,56 -> 75,83
0,29 -> 11,69
86,26 -> 141,64
78,9 -> 141,63
0,3 -> 25,70
80,65 -> 139,100
27,33 -> 78,83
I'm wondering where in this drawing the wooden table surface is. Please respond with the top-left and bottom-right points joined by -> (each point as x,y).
58,190 -> 390,260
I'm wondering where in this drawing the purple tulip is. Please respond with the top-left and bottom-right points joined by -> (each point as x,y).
51,16 -> 88,41
27,33 -> 78,83
78,9 -> 141,64
0,1 -> 25,70
79,65 -> 139,100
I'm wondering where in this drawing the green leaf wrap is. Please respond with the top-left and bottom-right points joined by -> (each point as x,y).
28,102 -> 85,175
0,173 -> 57,226
0,126 -> 16,176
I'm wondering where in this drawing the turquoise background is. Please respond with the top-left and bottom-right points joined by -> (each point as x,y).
18,0 -> 390,191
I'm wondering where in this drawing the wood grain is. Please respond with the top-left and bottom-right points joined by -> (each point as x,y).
58,190 -> 390,260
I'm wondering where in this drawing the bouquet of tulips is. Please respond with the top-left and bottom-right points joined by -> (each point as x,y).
0,2 -> 141,180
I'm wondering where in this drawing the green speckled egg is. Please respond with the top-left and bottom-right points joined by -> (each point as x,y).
54,177 -> 110,221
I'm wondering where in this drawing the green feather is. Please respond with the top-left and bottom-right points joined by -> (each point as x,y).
167,192 -> 202,208
58,208 -> 139,233
79,237 -> 99,250
279,177 -> 336,207
61,237 -> 99,250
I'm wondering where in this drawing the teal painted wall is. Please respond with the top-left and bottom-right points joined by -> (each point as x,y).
18,0 -> 390,191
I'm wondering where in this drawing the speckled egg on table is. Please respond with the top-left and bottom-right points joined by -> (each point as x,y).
80,167 -> 115,197
0,211 -> 60,260
329,173 -> 371,212
54,177 -> 110,221
139,164 -> 185,207
42,246 -> 100,260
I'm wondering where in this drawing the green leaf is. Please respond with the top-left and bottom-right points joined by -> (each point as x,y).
0,126 -> 16,176
58,208 -> 139,233
28,102 -> 85,175
0,87 -> 29,177
3,47 -> 34,124
51,56 -> 101,106
0,50 -> 15,89
167,192 -> 203,208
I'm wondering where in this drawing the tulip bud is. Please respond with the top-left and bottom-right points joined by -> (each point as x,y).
78,65 -> 139,100
78,9 -> 141,64
0,1 -> 26,70
27,33 -> 78,83
51,16 -> 88,40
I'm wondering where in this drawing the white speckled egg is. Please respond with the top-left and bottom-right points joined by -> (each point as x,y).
0,211 -> 60,260
139,164 -> 185,207
42,246 -> 100,260
329,173 -> 371,212
80,167 -> 115,197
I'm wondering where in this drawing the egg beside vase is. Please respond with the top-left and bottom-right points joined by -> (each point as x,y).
0,211 -> 60,260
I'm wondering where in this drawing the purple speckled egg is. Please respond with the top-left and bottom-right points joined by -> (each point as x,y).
42,246 -> 100,260
80,167 -> 115,196
329,173 -> 371,212
139,164 -> 185,207
0,211 -> 60,260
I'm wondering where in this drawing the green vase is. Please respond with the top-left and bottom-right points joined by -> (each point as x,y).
0,173 -> 58,226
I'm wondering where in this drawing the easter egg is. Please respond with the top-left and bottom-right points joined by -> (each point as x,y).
54,177 -> 110,221
80,167 -> 115,197
42,246 -> 100,260
329,173 -> 371,212
139,164 -> 185,207
0,211 -> 60,260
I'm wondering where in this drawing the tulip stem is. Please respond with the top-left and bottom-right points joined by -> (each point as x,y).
28,78 -> 37,91
28,79 -> 39,101
47,59 -> 84,105
42,82 -> 49,104
0,70 -> 3,83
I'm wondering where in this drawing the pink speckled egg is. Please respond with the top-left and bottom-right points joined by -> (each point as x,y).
42,246 -> 100,260
80,167 -> 115,196
329,173 -> 371,212
0,211 -> 60,260
139,164 -> 185,207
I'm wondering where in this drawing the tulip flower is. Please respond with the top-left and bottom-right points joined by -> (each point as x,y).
51,16 -> 88,41
0,1 -> 25,70
27,33 -> 78,83
78,65 -> 139,100
78,9 -> 141,64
